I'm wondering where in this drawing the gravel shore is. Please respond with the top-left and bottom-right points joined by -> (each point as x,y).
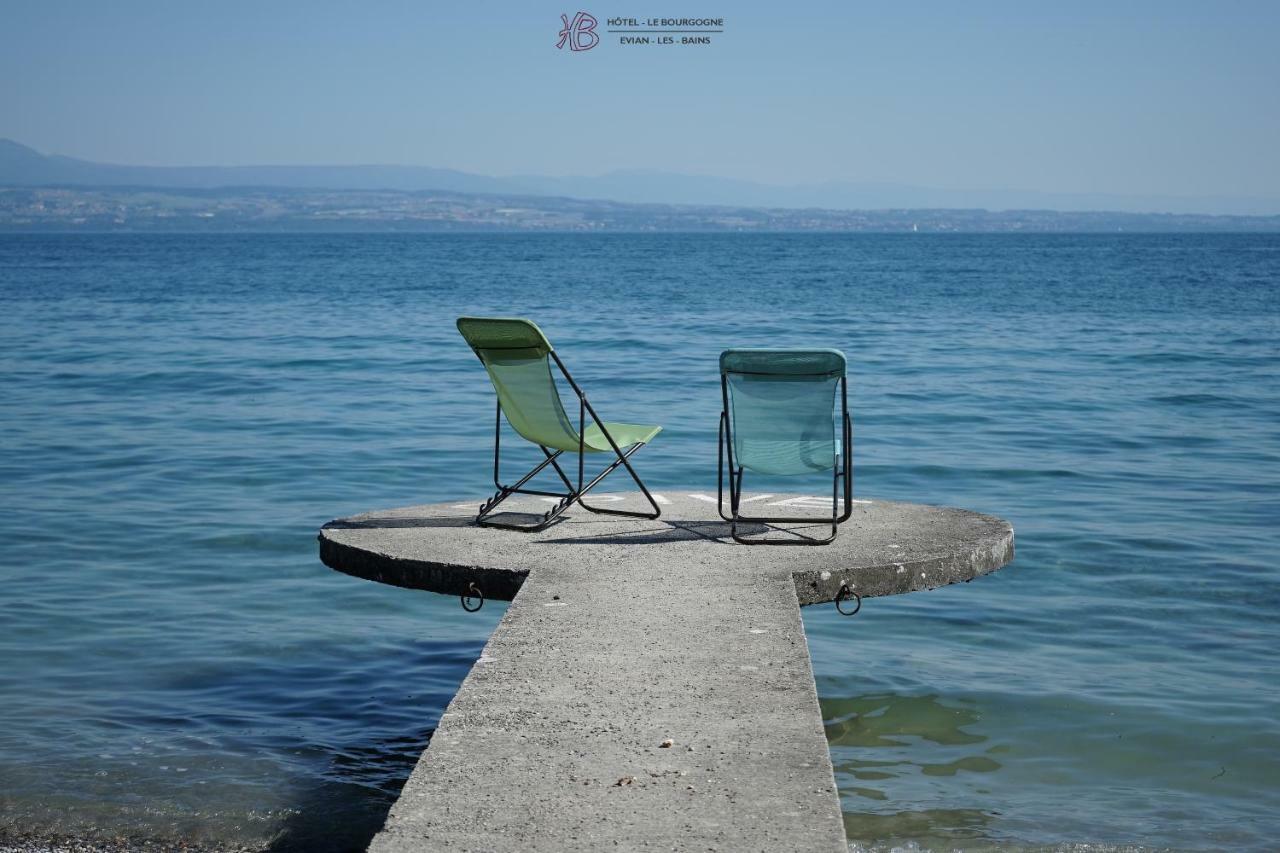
0,834 -> 264,853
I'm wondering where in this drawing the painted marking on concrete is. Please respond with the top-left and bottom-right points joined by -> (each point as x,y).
768,495 -> 831,507
686,493 -> 718,503
742,494 -> 775,503
765,495 -> 872,508
652,493 -> 671,505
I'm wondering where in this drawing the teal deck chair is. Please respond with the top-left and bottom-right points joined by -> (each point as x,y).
718,349 -> 852,545
457,317 -> 662,531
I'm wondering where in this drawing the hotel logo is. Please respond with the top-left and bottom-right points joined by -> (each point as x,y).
557,12 -> 599,51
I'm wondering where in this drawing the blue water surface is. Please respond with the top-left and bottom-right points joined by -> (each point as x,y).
0,233 -> 1277,851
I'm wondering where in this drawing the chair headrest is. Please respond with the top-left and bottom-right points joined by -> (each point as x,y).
457,317 -> 553,356
720,348 -> 845,377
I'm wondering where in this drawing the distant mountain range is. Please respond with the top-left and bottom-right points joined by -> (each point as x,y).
3,138 -> 1277,217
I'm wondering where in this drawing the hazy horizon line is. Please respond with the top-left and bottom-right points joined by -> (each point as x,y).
4,137 -> 1278,218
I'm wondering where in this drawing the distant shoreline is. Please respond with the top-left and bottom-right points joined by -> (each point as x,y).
4,139 -> 1277,219
3,185 -> 1279,235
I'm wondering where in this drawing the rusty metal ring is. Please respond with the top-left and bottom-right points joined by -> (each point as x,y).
835,583 -> 861,616
461,581 -> 484,612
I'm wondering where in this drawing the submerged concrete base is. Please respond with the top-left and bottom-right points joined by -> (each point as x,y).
320,492 -> 1013,852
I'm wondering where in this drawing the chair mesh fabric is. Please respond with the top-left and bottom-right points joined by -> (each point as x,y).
722,349 -> 845,476
480,349 -> 596,453
459,316 -> 661,454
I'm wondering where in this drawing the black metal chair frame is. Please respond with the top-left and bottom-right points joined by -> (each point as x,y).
717,373 -> 852,545
475,350 -> 661,532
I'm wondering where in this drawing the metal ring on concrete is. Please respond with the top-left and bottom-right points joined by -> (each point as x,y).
835,583 -> 862,615
461,581 -> 483,612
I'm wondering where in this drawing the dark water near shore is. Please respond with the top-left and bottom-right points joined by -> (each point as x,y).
1,233 -> 1278,851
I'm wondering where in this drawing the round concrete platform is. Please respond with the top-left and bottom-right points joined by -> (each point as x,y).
320,491 -> 1014,606
320,492 -> 1014,851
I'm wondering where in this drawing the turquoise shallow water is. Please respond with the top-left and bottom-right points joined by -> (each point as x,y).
0,233 -> 1277,851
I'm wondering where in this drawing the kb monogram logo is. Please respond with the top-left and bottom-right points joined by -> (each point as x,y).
557,12 -> 599,51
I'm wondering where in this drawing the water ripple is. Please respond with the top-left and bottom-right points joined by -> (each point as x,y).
1,233 -> 1278,851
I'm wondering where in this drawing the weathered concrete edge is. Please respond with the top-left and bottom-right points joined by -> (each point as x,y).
793,518 -> 1015,605
785,578 -> 850,849
318,535 -> 528,602
318,514 -> 1014,607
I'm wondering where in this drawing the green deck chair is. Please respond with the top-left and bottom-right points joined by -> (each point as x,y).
718,349 -> 852,545
457,317 -> 662,531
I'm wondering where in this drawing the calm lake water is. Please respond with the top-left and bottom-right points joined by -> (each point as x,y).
1,233 -> 1277,852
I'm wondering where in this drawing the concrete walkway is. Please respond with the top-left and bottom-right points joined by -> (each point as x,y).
319,493 -> 1014,852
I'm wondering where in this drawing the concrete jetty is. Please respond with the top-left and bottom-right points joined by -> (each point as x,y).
319,492 -> 1014,852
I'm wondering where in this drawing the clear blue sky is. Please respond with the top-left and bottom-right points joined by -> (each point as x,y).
2,0 -> 1277,198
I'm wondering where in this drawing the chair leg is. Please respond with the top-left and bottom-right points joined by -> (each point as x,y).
476,447 -> 577,532
717,412 -> 735,522
575,442 -> 661,520
477,495 -> 576,532
476,366 -> 662,531
727,466 -> 843,546
539,430 -> 660,521
732,525 -> 839,546
478,442 -> 660,531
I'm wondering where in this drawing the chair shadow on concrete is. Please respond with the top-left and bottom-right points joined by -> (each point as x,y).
542,512 -> 842,545
468,510 -> 569,530
325,514 -> 834,545
732,522 -> 845,546
323,514 -> 480,530
543,518 -> 753,545
324,512 -> 698,543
